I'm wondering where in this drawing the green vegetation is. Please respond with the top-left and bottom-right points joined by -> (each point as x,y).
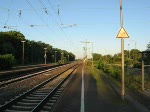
88,67 -> 130,104
89,42 -> 150,90
0,54 -> 16,69
91,42 -> 150,67
88,67 -> 104,95
92,62 -> 142,90
0,31 -> 75,69
144,42 -> 150,65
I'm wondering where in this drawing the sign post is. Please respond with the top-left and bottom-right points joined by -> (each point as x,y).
117,0 -> 129,100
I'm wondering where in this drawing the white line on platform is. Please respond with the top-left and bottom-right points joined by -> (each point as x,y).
80,67 -> 85,112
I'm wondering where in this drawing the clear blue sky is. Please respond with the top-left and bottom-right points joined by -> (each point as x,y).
0,0 -> 150,59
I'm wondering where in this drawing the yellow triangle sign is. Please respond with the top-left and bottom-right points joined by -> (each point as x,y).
117,27 -> 129,38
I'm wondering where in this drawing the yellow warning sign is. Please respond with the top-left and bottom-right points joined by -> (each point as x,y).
117,27 -> 129,38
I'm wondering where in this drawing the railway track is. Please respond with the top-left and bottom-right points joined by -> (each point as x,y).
0,64 -> 59,81
0,64 -> 78,111
0,64 -> 71,88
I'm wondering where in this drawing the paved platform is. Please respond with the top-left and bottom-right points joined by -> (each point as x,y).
52,65 -> 141,112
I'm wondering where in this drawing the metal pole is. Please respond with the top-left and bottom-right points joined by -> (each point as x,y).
142,54 -> 145,91
120,0 -> 125,99
92,42 -> 93,69
45,49 -> 46,64
44,48 -> 47,64
121,38 -> 125,99
80,41 -> 90,65
120,0 -> 123,27
23,42 -> 24,65
61,52 -> 63,64
21,41 -> 25,65
89,48 -> 91,59
83,47 -> 85,66
135,41 -> 137,61
55,51 -> 57,63
86,41 -> 87,60
83,47 -> 86,60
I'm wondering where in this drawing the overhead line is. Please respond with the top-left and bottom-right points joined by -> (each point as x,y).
26,0 -> 48,27
38,0 -> 63,30
0,4 -> 53,42
39,0 -> 74,48
1,6 -> 150,11
45,0 -> 79,56
47,0 -> 63,24
25,0 -> 61,43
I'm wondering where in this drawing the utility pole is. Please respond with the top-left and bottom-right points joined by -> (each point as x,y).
21,41 -> 25,65
128,44 -> 130,58
132,40 -> 137,60
91,42 -> 94,69
117,0 -> 129,100
142,54 -> 144,91
88,48 -> 90,59
132,40 -> 136,50
81,40 -> 90,65
61,52 -> 64,64
120,0 -> 125,100
55,51 -> 57,63
44,48 -> 47,64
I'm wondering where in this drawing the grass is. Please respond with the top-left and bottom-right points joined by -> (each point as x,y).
88,67 -> 107,95
89,62 -> 150,91
88,66 -> 130,104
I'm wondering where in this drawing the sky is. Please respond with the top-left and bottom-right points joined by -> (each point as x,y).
0,0 -> 150,59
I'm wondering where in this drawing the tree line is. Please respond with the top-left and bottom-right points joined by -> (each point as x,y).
91,42 -> 150,90
93,42 -> 150,67
0,31 -> 75,69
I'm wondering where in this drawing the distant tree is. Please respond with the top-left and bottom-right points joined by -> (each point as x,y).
144,42 -> 150,64
0,54 -> 16,69
130,49 -> 141,61
0,31 -> 75,66
103,54 -> 112,63
0,31 -> 25,64
124,50 -> 129,58
68,52 -> 75,61
93,53 -> 102,61
112,53 -> 121,64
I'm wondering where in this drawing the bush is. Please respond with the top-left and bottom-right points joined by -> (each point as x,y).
0,54 -> 16,69
125,75 -> 141,90
133,62 -> 141,68
113,66 -> 121,80
97,62 -> 121,81
97,59 -> 104,70
96,60 -> 142,90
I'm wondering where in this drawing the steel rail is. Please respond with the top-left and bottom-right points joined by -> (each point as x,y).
32,65 -> 78,112
0,63 -> 78,111
0,64 -> 68,88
